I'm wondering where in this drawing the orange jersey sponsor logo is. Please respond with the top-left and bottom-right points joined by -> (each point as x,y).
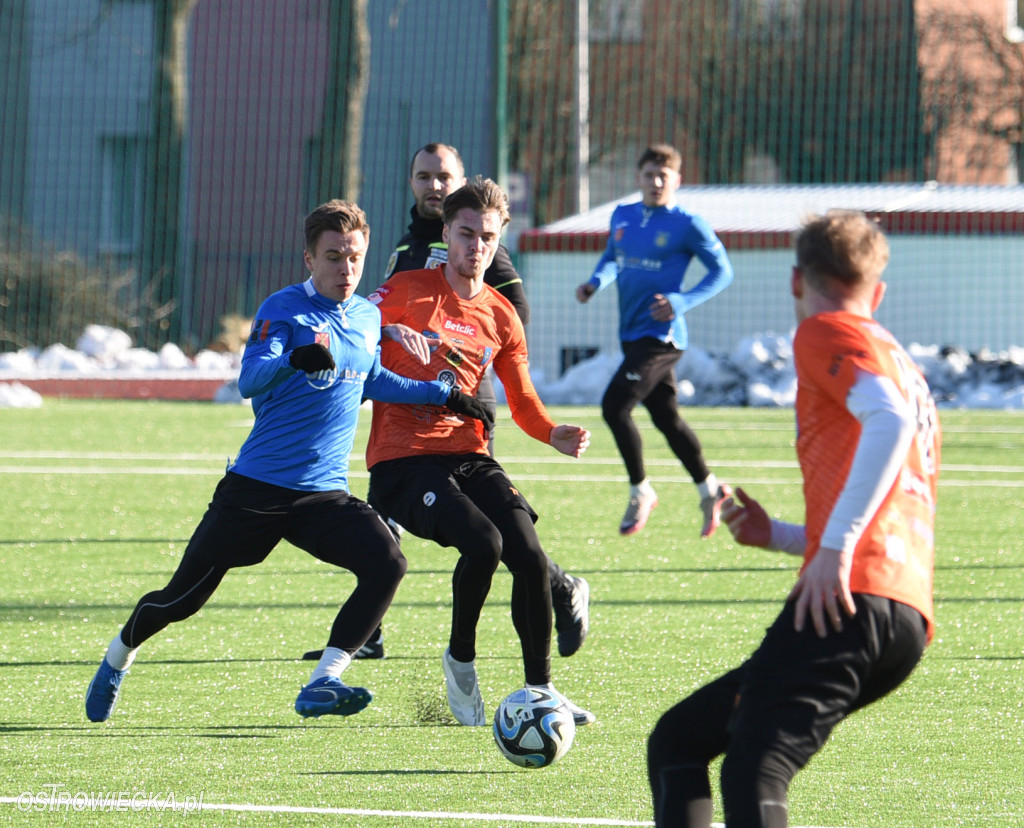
443,318 -> 477,338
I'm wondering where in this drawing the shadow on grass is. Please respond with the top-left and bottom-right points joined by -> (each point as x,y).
301,768 -> 510,776
0,538 -> 192,545
0,722 -> 513,737
0,723 -> 304,736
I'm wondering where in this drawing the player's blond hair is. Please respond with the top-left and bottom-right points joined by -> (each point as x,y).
795,210 -> 889,291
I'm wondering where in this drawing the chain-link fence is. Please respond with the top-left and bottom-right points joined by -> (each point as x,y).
2,0 -> 1022,361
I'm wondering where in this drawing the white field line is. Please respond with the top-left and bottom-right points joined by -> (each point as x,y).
0,450 -> 228,460
1,450 -> 1023,476
0,465 -> 225,475
0,796 -> 854,827
0,797 -> 654,825
0,450 -> 1021,488
0,466 -> 1019,489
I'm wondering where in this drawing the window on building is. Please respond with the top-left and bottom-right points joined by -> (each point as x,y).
100,136 -> 145,253
588,0 -> 644,43
729,0 -> 803,41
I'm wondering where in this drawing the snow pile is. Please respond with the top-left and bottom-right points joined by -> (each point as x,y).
0,325 -> 243,408
0,382 -> 43,409
1,339 -> 239,378
3,325 -> 1024,410
521,333 -> 1024,410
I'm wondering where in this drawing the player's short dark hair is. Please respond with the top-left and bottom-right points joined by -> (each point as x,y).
795,210 -> 890,290
442,176 -> 511,228
637,143 -> 682,173
409,143 -> 465,177
304,200 -> 370,253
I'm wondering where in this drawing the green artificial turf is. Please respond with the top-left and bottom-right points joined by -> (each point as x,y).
1,400 -> 1021,826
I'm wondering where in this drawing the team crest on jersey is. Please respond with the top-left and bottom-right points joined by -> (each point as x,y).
445,346 -> 465,367
315,330 -> 330,349
249,319 -> 271,343
614,227 -> 625,242
655,231 -> 669,247
422,330 -> 441,352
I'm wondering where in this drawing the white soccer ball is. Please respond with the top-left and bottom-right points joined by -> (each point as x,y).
492,686 -> 576,768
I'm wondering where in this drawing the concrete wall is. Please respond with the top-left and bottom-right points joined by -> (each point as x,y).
520,235 -> 1024,380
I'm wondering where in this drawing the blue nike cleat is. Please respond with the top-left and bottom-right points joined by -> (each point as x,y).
295,677 -> 373,718
85,659 -> 127,722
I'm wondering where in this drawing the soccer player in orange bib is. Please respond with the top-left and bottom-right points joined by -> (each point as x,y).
366,176 -> 595,728
647,210 -> 941,827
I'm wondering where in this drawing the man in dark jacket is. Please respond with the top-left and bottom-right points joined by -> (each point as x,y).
304,143 -> 590,664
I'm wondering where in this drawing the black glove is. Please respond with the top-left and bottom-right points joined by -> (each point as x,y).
445,387 -> 495,434
289,343 -> 335,373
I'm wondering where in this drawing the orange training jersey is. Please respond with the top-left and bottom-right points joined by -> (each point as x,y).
794,311 -> 941,639
364,268 -> 555,468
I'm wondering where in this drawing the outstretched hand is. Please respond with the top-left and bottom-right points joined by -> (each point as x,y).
550,425 -> 591,458
383,324 -> 431,366
788,547 -> 856,638
444,388 -> 495,434
721,486 -> 772,548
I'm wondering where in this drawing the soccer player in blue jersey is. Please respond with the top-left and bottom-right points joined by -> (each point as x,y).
576,144 -> 734,538
84,199 -> 491,724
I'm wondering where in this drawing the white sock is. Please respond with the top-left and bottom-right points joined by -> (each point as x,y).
309,647 -> 351,683
105,633 -> 137,671
630,479 -> 654,497
697,473 -> 719,500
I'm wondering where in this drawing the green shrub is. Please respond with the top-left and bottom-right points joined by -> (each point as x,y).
0,219 -> 138,352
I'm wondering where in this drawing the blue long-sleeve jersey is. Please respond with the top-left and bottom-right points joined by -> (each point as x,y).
230,278 -> 451,492
586,201 -> 734,349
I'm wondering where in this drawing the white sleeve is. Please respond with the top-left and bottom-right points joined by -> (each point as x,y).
819,371 -> 916,554
768,520 -> 806,555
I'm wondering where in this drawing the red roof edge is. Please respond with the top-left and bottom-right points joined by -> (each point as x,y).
518,211 -> 1024,253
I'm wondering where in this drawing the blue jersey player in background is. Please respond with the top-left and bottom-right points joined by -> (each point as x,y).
85,200 -> 491,724
576,144 -> 734,539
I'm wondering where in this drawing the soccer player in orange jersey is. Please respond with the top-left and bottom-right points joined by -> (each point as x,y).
647,210 -> 941,827
365,177 -> 595,728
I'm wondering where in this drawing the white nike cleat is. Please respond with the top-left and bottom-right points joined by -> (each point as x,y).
442,647 -> 486,726
700,484 -> 732,539
620,486 -> 658,536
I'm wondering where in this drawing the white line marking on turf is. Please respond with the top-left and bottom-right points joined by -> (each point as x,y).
0,797 -> 851,827
3,452 -> 1023,477
0,798 -> 654,825
0,450 -> 226,460
0,465 -> 223,475
0,466 -> 1020,488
